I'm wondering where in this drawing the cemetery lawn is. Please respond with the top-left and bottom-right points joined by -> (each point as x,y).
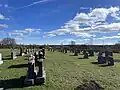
0,49 -> 120,90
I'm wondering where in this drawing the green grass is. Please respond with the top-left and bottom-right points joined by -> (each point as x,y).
0,49 -> 120,90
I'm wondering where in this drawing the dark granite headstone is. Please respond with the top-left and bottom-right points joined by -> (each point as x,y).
105,51 -> 114,66
65,49 -> 67,53
83,52 -> 89,59
35,50 -> 46,84
34,52 -> 38,64
24,55 -> 36,86
74,49 -> 78,56
20,48 -> 22,56
107,56 -> 114,66
89,50 -> 94,56
98,52 -> 106,64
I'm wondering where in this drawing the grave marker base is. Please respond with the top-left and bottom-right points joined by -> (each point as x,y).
24,78 -> 35,86
35,67 -> 46,85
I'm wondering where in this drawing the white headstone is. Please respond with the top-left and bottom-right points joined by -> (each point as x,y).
0,53 -> 3,65
13,51 -> 17,59
22,53 -> 25,56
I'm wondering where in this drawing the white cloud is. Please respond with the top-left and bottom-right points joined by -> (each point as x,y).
111,12 -> 120,20
45,6 -> 120,38
0,13 -> 9,20
25,28 -> 40,32
0,14 -> 5,20
95,35 -> 120,40
8,28 -> 41,40
80,7 -> 91,10
0,24 -> 8,28
9,32 -> 24,37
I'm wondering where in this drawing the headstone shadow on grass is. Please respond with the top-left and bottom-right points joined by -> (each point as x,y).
99,64 -> 114,67
114,59 -> 120,62
91,62 -> 98,64
74,80 -> 104,90
78,57 -> 86,59
24,58 -> 28,60
69,55 -> 78,56
2,57 -> 12,61
6,55 -> 11,57
0,76 -> 26,89
8,64 -> 28,69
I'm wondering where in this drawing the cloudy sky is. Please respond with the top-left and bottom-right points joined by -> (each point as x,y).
0,0 -> 120,45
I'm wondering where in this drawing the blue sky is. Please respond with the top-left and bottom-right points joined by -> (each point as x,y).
0,0 -> 120,45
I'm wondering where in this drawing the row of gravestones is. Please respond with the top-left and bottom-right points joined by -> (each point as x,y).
48,47 -> 114,66
24,47 -> 46,86
48,47 -> 94,59
0,48 -> 38,65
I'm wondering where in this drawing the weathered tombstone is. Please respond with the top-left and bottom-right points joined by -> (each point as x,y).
98,52 -> 106,64
11,51 -> 17,60
0,53 -> 3,65
20,48 -> 22,56
83,50 -> 86,55
105,51 -> 114,66
42,48 -> 45,59
24,55 -> 36,86
25,49 -> 28,54
65,49 -> 67,53
34,52 -> 38,64
28,49 -> 30,53
89,50 -> 94,56
107,55 -> 114,66
74,48 -> 78,56
35,49 -> 46,84
83,51 -> 89,59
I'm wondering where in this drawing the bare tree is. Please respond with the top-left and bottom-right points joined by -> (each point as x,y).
0,38 -> 16,45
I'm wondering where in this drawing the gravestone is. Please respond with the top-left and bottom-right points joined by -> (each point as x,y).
98,52 -> 106,64
89,50 -> 94,56
25,49 -> 28,54
34,52 -> 38,64
105,51 -> 114,66
65,49 -> 67,53
28,49 -> 31,53
83,51 -> 89,59
0,53 -> 3,65
74,48 -> 78,56
24,55 -> 36,86
42,48 -> 45,59
35,50 -> 46,84
20,48 -> 23,56
11,51 -> 17,60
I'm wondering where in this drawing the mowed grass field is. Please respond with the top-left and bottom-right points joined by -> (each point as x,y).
0,49 -> 120,90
